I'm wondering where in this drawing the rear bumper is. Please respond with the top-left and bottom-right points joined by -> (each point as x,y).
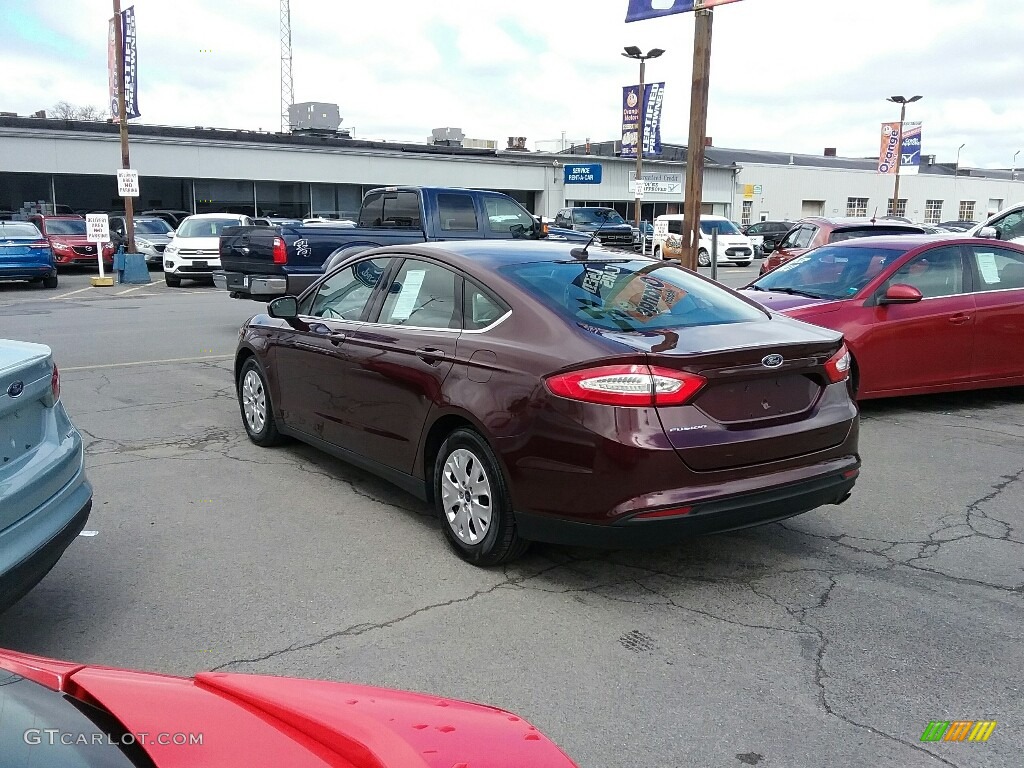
0,264 -> 55,280
514,460 -> 859,548
214,271 -> 317,300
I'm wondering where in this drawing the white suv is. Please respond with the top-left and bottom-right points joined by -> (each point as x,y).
969,203 -> 1024,245
163,213 -> 252,287
652,214 -> 755,267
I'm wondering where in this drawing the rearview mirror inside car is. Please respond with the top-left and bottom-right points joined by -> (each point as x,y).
976,226 -> 998,239
879,283 -> 923,305
268,296 -> 299,318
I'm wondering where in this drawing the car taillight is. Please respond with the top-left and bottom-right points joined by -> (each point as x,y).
51,363 -> 60,402
272,236 -> 287,265
824,344 -> 850,383
31,240 -> 50,248
545,364 -> 705,406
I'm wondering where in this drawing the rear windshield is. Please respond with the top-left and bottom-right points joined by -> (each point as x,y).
44,218 -> 87,235
134,219 -> 172,234
700,219 -> 741,235
753,244 -> 908,299
176,218 -> 242,237
572,209 -> 626,226
0,222 -> 42,238
830,226 -> 923,242
500,260 -> 766,332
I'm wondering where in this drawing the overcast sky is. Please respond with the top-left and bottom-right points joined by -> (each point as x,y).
3,0 -> 1022,168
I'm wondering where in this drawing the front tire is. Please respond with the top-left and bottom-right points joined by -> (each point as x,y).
697,248 -> 711,267
164,273 -> 181,287
238,358 -> 284,446
434,428 -> 528,566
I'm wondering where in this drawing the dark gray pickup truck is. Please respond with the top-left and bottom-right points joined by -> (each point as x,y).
216,186 -> 584,300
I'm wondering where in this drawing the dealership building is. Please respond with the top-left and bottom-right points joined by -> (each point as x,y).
1,115 -> 1021,226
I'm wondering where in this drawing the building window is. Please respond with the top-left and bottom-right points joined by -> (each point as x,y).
959,200 -> 976,221
741,200 -> 752,226
886,198 -> 907,218
846,197 -> 868,217
924,199 -> 943,224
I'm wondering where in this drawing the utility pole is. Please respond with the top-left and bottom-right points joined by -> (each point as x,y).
113,0 -> 135,254
681,9 -> 712,271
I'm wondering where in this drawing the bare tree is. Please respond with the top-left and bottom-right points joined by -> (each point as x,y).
49,101 -> 108,121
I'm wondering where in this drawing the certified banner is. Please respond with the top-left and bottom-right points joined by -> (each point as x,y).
108,6 -> 141,122
877,121 -> 901,175
621,82 -> 665,158
626,0 -> 744,22
899,121 -> 922,175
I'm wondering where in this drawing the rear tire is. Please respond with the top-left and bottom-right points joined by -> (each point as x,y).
164,273 -> 181,287
42,274 -> 58,288
237,358 -> 284,446
697,249 -> 711,267
434,428 -> 528,566
653,246 -> 662,260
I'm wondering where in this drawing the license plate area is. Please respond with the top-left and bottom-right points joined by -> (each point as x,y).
695,374 -> 820,424
193,260 -> 208,268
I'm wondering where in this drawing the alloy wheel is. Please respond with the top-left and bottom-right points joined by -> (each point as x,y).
440,448 -> 493,545
241,369 -> 267,434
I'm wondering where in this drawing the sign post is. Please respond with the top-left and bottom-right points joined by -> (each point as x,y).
86,213 -> 112,285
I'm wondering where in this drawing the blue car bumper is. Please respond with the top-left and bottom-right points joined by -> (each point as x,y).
0,263 -> 56,281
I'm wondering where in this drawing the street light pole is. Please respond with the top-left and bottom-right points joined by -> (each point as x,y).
1012,150 -> 1019,182
622,46 -> 664,230
886,95 -> 921,218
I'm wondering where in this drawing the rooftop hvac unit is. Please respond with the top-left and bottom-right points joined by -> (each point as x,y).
506,136 -> 528,151
288,102 -> 343,133
430,127 -> 465,146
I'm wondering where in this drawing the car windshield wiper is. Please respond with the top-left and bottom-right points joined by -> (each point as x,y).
748,284 -> 767,291
765,286 -> 828,299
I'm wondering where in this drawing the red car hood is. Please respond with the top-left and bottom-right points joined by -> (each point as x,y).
0,648 -> 577,768
48,235 -> 90,245
739,289 -> 844,315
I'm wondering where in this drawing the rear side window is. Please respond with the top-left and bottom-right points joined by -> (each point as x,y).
464,281 -> 508,330
780,225 -> 813,249
0,222 -> 42,238
357,192 -> 421,228
968,245 -> 1024,291
500,260 -> 765,332
830,226 -> 923,242
438,194 -> 479,231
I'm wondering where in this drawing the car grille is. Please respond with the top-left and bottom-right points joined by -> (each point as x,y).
725,247 -> 752,257
598,232 -> 634,246
178,264 -> 214,273
72,245 -> 96,255
178,248 -> 218,258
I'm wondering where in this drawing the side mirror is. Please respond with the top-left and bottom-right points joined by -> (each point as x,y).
976,226 -> 998,239
879,283 -> 923,305
761,239 -> 776,253
268,295 -> 299,318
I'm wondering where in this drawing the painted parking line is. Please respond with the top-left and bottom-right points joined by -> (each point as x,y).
61,354 -> 233,372
49,287 -> 93,300
115,285 -> 149,295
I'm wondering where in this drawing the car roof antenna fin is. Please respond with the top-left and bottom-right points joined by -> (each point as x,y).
571,210 -> 611,260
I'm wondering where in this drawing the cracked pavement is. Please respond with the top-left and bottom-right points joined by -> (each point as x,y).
0,276 -> 1021,767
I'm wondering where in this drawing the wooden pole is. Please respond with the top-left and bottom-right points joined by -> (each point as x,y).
891,101 -> 906,215
681,9 -> 713,271
113,0 -> 135,253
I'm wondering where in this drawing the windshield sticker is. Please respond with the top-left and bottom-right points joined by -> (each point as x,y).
614,274 -> 685,322
975,252 -> 1000,284
581,265 -> 622,294
389,269 -> 426,320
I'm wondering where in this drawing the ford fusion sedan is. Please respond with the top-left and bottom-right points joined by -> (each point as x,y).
0,648 -> 580,768
235,241 -> 860,565
163,213 -> 253,286
0,340 -> 92,613
742,236 -> 1024,399
0,221 -> 58,288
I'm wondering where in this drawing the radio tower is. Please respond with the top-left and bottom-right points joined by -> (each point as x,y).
280,0 -> 294,132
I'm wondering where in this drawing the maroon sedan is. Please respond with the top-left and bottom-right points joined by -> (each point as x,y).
743,235 -> 1024,399
235,241 -> 860,565
0,648 -> 579,768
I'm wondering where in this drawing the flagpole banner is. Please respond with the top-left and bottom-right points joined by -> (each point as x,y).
626,0 -> 744,22
622,82 -> 666,158
121,6 -> 140,119
107,17 -> 119,120
877,121 -> 901,174
899,121 -> 922,175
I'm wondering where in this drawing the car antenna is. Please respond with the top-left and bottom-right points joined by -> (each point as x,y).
870,206 -> 877,224
571,210 -> 611,260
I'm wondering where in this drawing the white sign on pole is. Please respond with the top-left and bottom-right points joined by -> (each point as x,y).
630,180 -> 646,199
654,220 -> 669,236
117,169 -> 140,197
86,214 -> 110,279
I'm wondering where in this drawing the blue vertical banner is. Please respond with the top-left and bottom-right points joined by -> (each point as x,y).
626,0 -> 744,22
121,6 -> 140,119
899,122 -> 922,175
621,82 -> 665,158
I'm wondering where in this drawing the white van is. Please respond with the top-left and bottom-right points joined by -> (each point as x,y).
652,214 -> 755,267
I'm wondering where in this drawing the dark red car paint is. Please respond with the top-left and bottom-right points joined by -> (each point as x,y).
237,242 -> 860,546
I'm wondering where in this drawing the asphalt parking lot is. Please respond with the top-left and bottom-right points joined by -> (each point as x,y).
1,264 -> 1021,768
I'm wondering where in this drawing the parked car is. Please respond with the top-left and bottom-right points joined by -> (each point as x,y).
937,220 -> 978,232
0,221 -> 58,288
217,187 -> 585,301
27,214 -> 115,269
109,215 -> 175,265
235,241 -> 859,565
254,216 -> 304,227
138,208 -> 192,228
164,213 -> 254,286
741,235 -> 1024,399
0,340 -> 92,613
0,648 -> 580,768
652,214 -> 756,266
553,206 -> 636,248
742,220 -> 795,257
759,217 -> 927,275
968,203 -> 1024,245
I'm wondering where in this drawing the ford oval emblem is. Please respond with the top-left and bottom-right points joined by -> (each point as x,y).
761,354 -> 784,369
7,380 -> 24,398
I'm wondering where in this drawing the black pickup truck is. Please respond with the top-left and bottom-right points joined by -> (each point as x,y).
216,186 -> 585,300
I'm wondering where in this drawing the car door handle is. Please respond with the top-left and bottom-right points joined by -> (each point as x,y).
239,246 -> 250,254
329,332 -> 347,346
416,347 -> 447,364
949,313 -> 972,325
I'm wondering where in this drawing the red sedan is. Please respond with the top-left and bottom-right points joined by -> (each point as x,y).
742,235 -> 1024,399
0,648 -> 579,768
